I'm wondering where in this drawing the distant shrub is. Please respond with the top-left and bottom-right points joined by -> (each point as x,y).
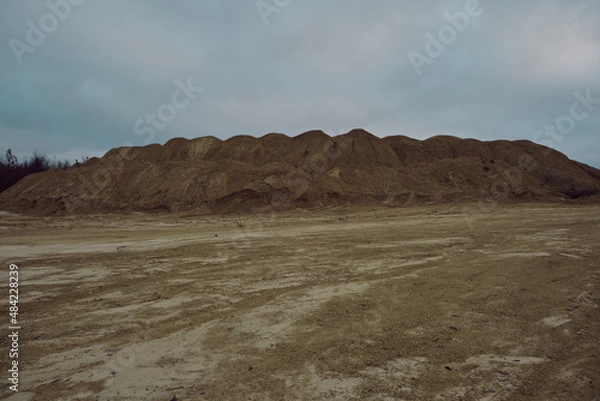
0,148 -> 72,193
56,159 -> 72,170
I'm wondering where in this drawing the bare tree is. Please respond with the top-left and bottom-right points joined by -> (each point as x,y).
56,159 -> 72,170
28,150 -> 50,172
5,148 -> 17,169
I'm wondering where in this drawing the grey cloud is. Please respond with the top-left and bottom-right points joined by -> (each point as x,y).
0,0 -> 598,167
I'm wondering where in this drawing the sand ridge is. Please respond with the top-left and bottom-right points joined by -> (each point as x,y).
1,130 -> 599,215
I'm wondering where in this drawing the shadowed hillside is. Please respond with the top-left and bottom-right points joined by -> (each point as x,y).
1,129 -> 599,215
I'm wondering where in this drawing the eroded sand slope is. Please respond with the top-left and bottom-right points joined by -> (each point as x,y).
2,130 -> 600,215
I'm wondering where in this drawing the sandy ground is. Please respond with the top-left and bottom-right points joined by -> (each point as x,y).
0,204 -> 599,401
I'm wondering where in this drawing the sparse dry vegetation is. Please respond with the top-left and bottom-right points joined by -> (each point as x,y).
0,148 -> 71,193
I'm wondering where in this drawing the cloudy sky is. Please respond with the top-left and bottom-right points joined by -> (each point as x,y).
1,0 -> 599,167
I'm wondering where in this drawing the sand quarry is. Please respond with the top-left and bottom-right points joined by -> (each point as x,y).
0,203 -> 599,400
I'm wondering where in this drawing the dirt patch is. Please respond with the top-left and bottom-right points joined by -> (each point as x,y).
0,204 -> 598,400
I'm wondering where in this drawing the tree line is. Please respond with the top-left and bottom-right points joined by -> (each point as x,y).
0,148 -> 73,193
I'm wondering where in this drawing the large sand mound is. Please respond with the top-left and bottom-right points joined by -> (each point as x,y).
1,129 -> 599,215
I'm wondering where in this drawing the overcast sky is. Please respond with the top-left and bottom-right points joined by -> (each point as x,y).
1,0 -> 599,167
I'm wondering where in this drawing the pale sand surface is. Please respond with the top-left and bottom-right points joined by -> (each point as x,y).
0,204 -> 598,400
